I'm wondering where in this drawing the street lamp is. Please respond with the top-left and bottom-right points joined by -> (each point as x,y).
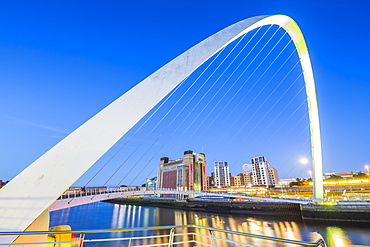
300,157 -> 309,165
365,165 -> 369,173
365,165 -> 370,178
308,170 -> 312,179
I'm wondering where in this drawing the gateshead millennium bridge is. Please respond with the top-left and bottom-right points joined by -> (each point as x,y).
0,14 -> 325,246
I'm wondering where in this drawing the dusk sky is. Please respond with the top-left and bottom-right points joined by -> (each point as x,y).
1,1 -> 369,186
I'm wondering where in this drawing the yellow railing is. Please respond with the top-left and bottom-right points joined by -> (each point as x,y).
0,224 -> 326,247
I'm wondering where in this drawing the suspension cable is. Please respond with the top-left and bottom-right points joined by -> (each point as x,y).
113,31 -> 253,186
210,54 -> 300,161
230,74 -> 305,170
182,38 -> 294,152
87,38 -> 229,187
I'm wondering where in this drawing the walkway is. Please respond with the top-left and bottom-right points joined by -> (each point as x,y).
49,187 -> 312,211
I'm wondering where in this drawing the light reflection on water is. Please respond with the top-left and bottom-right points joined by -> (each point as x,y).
50,202 -> 370,247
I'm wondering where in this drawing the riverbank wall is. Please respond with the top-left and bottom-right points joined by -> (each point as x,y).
106,197 -> 370,222
302,205 -> 370,222
106,198 -> 302,217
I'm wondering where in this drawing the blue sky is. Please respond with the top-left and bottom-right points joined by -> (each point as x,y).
0,0 -> 369,185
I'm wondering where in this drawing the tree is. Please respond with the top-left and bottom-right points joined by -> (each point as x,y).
326,175 -> 342,181
353,173 -> 368,179
289,178 -> 305,187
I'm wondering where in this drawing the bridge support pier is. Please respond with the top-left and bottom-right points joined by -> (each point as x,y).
12,210 -> 50,246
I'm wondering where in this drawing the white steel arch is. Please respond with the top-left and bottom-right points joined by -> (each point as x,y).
0,14 -> 323,238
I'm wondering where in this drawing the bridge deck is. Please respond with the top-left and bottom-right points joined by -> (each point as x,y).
49,187 -> 311,211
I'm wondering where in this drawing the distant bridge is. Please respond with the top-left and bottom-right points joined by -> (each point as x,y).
49,187 -> 312,211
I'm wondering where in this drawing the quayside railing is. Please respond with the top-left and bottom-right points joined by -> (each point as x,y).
0,224 -> 326,246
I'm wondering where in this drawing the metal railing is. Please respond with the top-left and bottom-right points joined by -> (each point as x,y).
58,187 -> 312,204
59,187 -> 370,205
0,224 -> 326,246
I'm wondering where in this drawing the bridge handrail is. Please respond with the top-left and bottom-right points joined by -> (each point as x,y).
60,187 -> 312,204
0,224 -> 326,246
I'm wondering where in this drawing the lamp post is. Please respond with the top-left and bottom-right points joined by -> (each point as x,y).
365,165 -> 369,173
365,165 -> 369,178
300,157 -> 309,165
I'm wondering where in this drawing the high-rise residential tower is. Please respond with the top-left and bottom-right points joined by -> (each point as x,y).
251,156 -> 271,186
250,156 -> 279,187
214,161 -> 230,187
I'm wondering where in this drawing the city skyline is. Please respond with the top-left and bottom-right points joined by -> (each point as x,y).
0,1 -> 369,186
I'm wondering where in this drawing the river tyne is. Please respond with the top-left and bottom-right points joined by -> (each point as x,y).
50,202 -> 370,247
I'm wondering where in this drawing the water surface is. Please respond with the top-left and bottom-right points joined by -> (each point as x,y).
50,202 -> 370,247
